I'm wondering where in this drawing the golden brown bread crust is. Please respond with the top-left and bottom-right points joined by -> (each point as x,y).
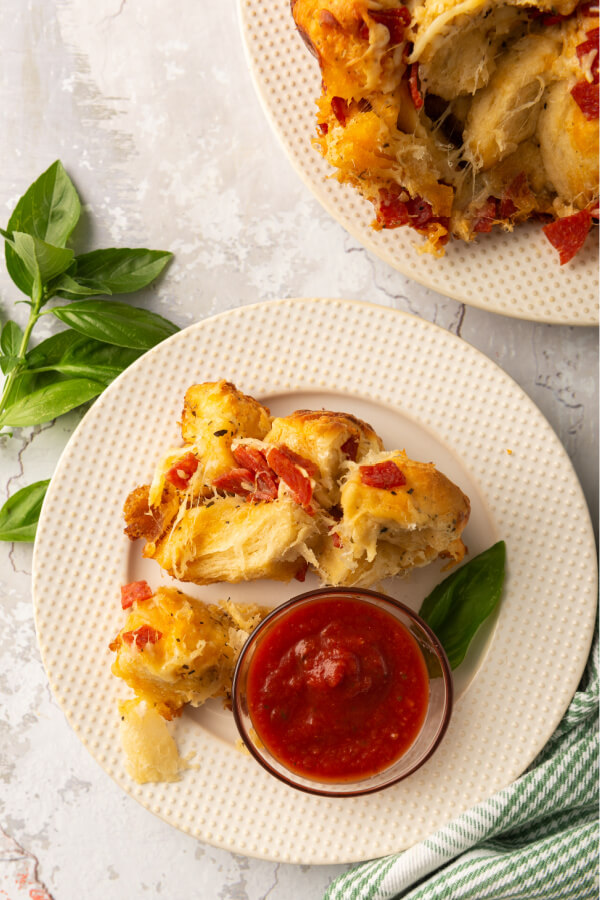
264,408 -> 383,507
181,380 -> 271,445
110,586 -> 267,719
316,450 -> 469,585
124,381 -> 470,588
150,495 -> 319,584
123,484 -> 179,543
292,0 -> 599,257
179,381 -> 272,488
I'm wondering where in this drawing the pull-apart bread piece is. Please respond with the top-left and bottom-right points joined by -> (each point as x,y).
109,582 -> 267,782
110,585 -> 266,719
292,0 -> 598,262
317,450 -> 470,586
123,380 -> 470,588
263,408 -> 383,507
123,380 -> 315,583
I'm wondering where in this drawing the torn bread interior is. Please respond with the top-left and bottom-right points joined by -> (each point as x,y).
291,0 -> 599,262
110,583 -> 268,782
123,380 -> 471,588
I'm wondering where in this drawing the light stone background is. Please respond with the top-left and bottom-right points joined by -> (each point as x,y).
0,2 -> 597,899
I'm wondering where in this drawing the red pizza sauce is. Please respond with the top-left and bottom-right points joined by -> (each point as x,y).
245,597 -> 429,782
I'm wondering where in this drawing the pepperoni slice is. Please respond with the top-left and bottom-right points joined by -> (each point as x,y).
331,96 -> 349,126
331,532 -> 343,549
472,197 -> 499,233
232,444 -> 270,474
359,461 -> 407,489
377,188 -> 410,227
165,452 -> 198,490
294,559 -> 309,582
122,625 -> 162,648
571,80 -> 599,119
340,435 -> 359,461
121,580 -> 153,610
277,444 -> 320,477
376,189 -> 449,236
358,19 -> 370,40
369,7 -> 411,44
406,196 -> 434,227
266,446 -> 313,510
409,63 -> 423,109
212,467 -> 255,496
499,173 -> 528,219
247,470 -> 279,503
319,9 -> 341,28
542,210 -> 593,264
576,29 -> 599,83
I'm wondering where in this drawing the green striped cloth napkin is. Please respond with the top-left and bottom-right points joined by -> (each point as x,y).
325,626 -> 598,900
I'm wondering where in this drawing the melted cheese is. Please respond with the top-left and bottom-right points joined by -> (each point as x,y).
111,588 -> 268,718
411,0 -> 488,62
118,699 -> 186,784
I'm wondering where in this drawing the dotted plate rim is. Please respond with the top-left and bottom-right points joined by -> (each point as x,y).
237,0 -> 599,325
32,299 -> 598,864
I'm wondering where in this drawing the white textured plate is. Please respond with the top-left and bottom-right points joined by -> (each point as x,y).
238,0 -> 599,325
33,299 -> 597,864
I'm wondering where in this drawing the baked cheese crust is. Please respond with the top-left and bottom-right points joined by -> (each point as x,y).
123,380 -> 470,588
110,587 -> 267,719
291,0 -> 599,258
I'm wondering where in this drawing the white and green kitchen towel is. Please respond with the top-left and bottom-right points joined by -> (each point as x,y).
325,626 -> 598,900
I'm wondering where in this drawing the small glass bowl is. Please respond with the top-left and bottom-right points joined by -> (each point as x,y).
232,587 -> 453,797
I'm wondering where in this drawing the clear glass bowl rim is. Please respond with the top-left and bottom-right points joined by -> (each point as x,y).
232,586 -> 454,798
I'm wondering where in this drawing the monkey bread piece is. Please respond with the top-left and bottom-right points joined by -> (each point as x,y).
150,495 -> 321,584
537,80 -> 599,210
262,408 -> 383,508
292,0 -> 599,261
316,450 -> 470,586
291,0 -> 408,98
462,34 -> 561,171
109,586 -> 268,720
123,381 -> 471,590
110,587 -> 268,782
123,483 -> 180,549
144,380 -> 273,509
180,380 -> 272,450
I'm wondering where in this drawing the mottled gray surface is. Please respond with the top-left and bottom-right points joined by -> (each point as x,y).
0,2 -> 597,899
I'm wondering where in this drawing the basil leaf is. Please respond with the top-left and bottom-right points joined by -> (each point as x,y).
27,330 -> 142,385
72,248 -> 172,293
0,376 -> 105,427
25,329 -> 86,368
0,321 -> 24,372
51,299 -> 179,349
5,161 -> 80,295
0,479 -> 51,542
5,232 -> 74,298
46,272 -> 113,301
1,320 -> 24,356
6,160 -> 80,246
419,541 -> 506,669
0,356 -> 19,375
1,371 -> 40,410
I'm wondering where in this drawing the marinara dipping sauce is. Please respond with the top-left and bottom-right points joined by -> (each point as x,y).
241,593 -> 430,783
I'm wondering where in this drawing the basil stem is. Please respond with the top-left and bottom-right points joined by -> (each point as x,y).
0,161 -> 176,542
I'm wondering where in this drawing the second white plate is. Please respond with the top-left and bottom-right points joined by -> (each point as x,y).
238,0 -> 599,325
33,299 -> 597,864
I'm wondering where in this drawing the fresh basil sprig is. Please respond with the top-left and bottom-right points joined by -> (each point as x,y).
0,160 -> 176,541
0,480 -> 51,542
419,540 -> 506,669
